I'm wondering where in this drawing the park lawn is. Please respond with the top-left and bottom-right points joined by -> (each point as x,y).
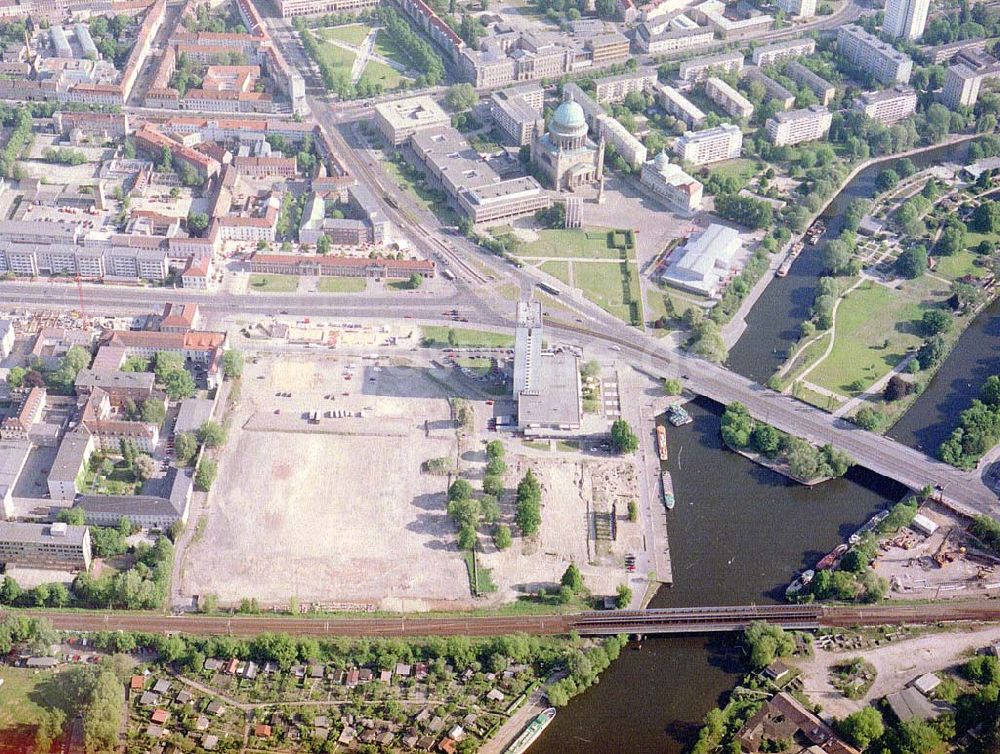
360,58 -> 404,90
807,279 -> 934,396
938,247 -> 987,279
574,260 -> 643,325
519,228 -> 623,259
707,158 -> 758,190
0,667 -> 70,750
776,332 -> 832,391
371,30 -> 412,70
421,326 -> 514,348
539,260 -> 571,287
791,382 -> 846,412
309,32 -> 356,73
318,277 -> 366,293
319,23 -> 371,46
249,274 -> 298,293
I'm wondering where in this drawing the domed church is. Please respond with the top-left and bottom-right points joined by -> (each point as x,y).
530,90 -> 605,192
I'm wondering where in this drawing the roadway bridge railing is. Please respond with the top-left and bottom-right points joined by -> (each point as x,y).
569,605 -> 823,635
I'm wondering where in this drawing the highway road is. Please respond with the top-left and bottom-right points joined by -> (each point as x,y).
8,600 -> 1000,638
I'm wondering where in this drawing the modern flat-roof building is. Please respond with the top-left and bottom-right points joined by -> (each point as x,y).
943,63 -> 981,107
640,152 -> 703,213
634,25 -> 713,55
661,223 -> 742,297
765,105 -> 832,146
75,467 -> 194,530
837,25 -> 913,84
673,124 -> 743,166
0,522 -> 92,571
0,440 -> 31,520
374,96 -> 451,146
277,0 -> 379,16
513,302 -> 581,432
784,61 -> 836,106
690,0 -> 773,39
678,52 -> 744,84
655,84 -> 706,128
594,70 -> 658,104
777,0 -> 816,18
743,69 -> 796,110
595,114 -> 648,168
752,39 -> 816,67
705,77 -> 754,119
855,84 -> 917,124
884,0 -> 929,40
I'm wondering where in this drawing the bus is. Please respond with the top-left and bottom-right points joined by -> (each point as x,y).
442,268 -> 456,281
537,282 -> 561,296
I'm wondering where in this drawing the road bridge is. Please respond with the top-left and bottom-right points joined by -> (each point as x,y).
7,600 -> 1000,639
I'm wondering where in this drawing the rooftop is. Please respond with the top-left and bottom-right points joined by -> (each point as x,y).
0,521 -> 89,546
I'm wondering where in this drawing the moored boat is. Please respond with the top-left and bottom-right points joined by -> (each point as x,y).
848,510 -> 891,545
662,470 -> 675,510
785,569 -> 815,599
666,404 -> 692,426
816,543 -> 848,571
656,425 -> 668,461
505,708 -> 556,754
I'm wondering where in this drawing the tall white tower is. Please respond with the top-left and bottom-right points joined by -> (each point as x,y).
883,0 -> 929,40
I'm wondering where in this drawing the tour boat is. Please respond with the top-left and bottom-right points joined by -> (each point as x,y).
662,471 -> 675,510
505,708 -> 556,754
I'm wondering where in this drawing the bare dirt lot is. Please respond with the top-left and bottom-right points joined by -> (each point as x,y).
182,354 -> 472,611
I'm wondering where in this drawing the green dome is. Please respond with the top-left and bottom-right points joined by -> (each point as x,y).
552,98 -> 586,131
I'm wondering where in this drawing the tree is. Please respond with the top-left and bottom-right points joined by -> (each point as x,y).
483,475 -> 504,496
457,522 -> 477,550
408,272 -> 423,289
663,378 -> 683,396
628,500 -> 638,521
162,368 -> 196,400
610,419 -> 639,454
721,402 -> 753,449
973,200 -> 1000,232
448,478 -> 473,502
838,707 -> 884,749
140,399 -> 166,425
876,168 -> 899,193
494,524 -> 512,550
57,507 -> 86,526
615,583 -> 631,609
195,459 -> 217,491
853,405 -> 884,431
750,423 -> 781,457
917,335 -> 947,370
561,563 -> 584,593
515,470 -> 542,536
896,245 -> 928,279
7,366 -> 25,389
175,432 -> 198,465
221,350 -> 244,380
486,440 -> 505,461
187,211 -> 209,234
744,621 -> 794,669
445,83 -> 479,111
921,309 -> 953,336
197,421 -> 226,448
133,454 -> 157,482
83,669 -> 124,753
0,574 -> 22,604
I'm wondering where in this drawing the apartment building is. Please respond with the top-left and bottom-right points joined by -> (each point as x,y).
655,84 -> 706,128
883,0 -> 929,40
678,52 -> 744,84
673,123 -> 743,165
277,0 -> 379,17
943,63 -> 982,107
854,84 -> 917,124
837,24 -> 913,85
634,25 -> 713,55
785,61 -> 836,106
640,152 -> 703,213
743,69 -> 796,110
374,96 -> 451,146
0,522 -> 91,571
595,114 -> 648,168
594,70 -> 658,104
705,77 -> 754,119
491,85 -> 544,146
777,0 -> 816,18
75,370 -> 156,406
0,387 -> 45,441
102,329 -> 227,387
765,104 -> 832,146
752,38 -> 816,68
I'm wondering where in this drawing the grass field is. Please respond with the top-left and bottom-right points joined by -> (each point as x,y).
519,229 -> 627,259
806,280 -> 930,395
574,261 -> 643,326
421,326 -> 515,348
321,23 -> 370,46
249,274 -> 298,292
539,260 -> 571,286
318,277 -> 366,293
938,247 -> 987,279
707,158 -> 759,190
0,667 -> 72,752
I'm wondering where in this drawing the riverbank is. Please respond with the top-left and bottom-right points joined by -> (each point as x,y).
729,444 -> 832,486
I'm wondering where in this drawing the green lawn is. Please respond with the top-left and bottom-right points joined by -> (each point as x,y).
0,667 -> 73,751
456,357 -> 492,376
707,158 -> 759,190
318,276 -> 366,293
361,58 -> 403,90
372,31 -> 411,69
309,31 -> 357,71
249,274 -> 298,292
938,247 -> 986,279
519,229 -> 626,259
319,23 -> 371,46
539,260 -> 571,286
574,261 -> 643,326
806,279 -> 933,396
421,326 -> 514,348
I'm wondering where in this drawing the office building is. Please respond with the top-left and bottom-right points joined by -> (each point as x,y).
837,24 -> 913,84
634,25 -> 713,55
0,522 -> 92,571
640,152 -> 703,213
705,77 -> 754,119
513,301 -> 582,432
374,96 -> 451,146
883,0 -> 929,40
277,0 -> 379,16
765,105 -> 832,146
855,84 -> 917,124
491,86 -> 544,146
673,124 -> 742,165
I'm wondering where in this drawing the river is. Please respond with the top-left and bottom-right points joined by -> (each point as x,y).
535,140 -> 990,753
